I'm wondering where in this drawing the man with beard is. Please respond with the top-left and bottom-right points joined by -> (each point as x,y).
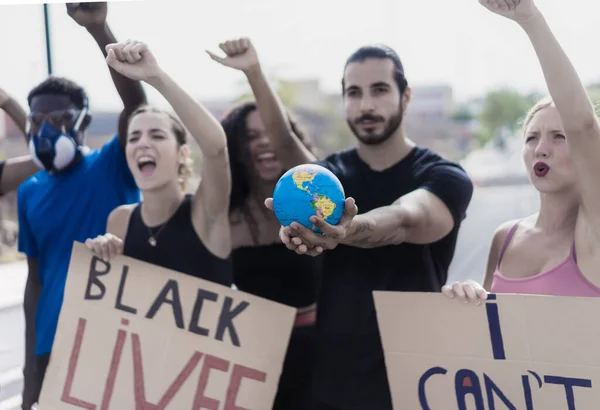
266,45 -> 474,409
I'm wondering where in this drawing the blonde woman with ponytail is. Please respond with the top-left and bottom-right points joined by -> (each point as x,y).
85,39 -> 233,287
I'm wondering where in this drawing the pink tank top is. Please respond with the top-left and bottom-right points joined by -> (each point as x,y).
490,222 -> 600,297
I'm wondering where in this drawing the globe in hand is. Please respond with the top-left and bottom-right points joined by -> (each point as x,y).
273,164 -> 346,234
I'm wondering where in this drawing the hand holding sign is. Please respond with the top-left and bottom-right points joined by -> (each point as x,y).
206,38 -> 261,74
478,0 -> 541,24
85,233 -> 123,262
442,280 -> 488,305
38,243 -> 296,409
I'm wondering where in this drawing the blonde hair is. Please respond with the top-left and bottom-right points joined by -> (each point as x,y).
523,96 -> 600,133
522,97 -> 554,133
127,105 -> 194,191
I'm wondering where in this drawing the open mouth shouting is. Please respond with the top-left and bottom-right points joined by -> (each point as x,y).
137,155 -> 157,177
533,161 -> 550,177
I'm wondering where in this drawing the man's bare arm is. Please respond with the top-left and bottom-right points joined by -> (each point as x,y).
21,258 -> 41,410
0,89 -> 27,142
0,157 -> 40,195
67,2 -> 147,145
341,189 -> 456,248
87,24 -> 146,143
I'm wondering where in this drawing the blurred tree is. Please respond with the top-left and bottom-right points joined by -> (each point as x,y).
477,89 -> 530,147
586,84 -> 600,116
234,69 -> 302,108
451,105 -> 474,123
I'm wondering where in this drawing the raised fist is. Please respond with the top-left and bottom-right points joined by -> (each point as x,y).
206,37 -> 260,73
106,40 -> 162,83
478,0 -> 540,24
66,2 -> 108,29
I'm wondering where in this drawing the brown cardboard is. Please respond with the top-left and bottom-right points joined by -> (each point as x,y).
374,291 -> 600,410
39,242 -> 297,409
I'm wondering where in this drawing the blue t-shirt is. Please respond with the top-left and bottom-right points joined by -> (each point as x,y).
17,135 -> 140,356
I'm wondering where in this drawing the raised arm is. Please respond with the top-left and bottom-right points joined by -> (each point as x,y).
208,38 -> 316,164
0,157 -> 40,195
480,0 -> 600,220
105,40 -> 231,254
0,88 -> 27,141
67,2 -> 147,144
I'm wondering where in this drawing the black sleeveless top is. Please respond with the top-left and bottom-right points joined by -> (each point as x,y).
123,194 -> 233,287
232,244 -> 322,308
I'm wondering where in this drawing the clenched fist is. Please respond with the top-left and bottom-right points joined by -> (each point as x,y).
105,40 -> 163,83
66,2 -> 108,29
478,0 -> 540,24
206,37 -> 261,74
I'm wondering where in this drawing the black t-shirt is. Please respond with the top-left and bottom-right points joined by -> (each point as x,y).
232,244 -> 322,308
0,160 -> 5,196
313,146 -> 473,409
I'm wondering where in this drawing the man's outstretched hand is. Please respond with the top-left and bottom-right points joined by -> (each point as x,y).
264,197 -> 358,256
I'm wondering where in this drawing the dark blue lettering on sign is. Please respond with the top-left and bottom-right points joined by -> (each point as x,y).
417,295 -> 593,409
485,294 -> 506,360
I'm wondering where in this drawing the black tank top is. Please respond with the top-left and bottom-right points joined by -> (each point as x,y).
123,195 -> 233,287
232,244 -> 322,308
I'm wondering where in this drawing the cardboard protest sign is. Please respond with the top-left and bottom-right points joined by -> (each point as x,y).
374,291 -> 600,410
39,242 -> 297,409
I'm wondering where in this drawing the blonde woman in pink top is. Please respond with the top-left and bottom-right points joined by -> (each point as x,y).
443,0 -> 600,304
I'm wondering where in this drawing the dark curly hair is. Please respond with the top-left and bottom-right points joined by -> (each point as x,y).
222,101 -> 316,243
27,76 -> 88,109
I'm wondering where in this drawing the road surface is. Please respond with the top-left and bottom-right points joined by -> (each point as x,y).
0,184 -> 539,410
0,262 -> 26,410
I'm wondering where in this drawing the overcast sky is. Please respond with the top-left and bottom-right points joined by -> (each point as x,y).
0,0 -> 597,111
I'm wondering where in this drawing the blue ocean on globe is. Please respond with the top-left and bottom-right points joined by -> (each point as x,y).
273,164 -> 346,234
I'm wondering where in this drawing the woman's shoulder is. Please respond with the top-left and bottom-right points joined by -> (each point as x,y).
110,203 -> 138,220
107,203 -> 138,238
491,217 -> 529,249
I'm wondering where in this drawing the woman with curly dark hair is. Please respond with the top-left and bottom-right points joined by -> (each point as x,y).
209,38 -> 321,409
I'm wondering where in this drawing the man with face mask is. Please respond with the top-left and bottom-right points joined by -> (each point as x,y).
265,45 -> 474,409
16,3 -> 146,409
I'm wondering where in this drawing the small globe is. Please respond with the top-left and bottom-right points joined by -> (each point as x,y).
273,164 -> 346,234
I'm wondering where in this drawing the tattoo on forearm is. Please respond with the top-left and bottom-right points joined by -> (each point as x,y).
353,220 -> 374,234
345,206 -> 408,248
